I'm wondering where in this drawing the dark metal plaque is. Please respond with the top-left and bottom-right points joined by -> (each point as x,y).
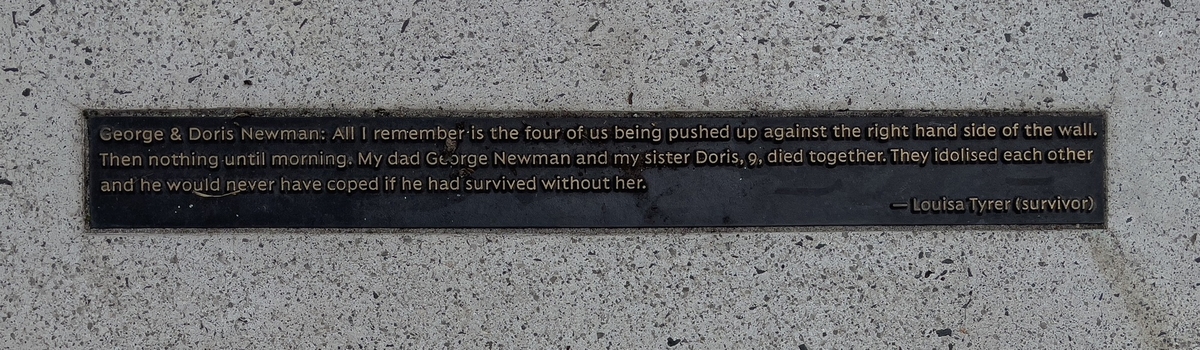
86,110 -> 1105,228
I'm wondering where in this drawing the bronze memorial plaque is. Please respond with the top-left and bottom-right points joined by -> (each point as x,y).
85,110 -> 1105,228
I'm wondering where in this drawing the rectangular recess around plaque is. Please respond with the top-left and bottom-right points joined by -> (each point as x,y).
85,110 -> 1105,228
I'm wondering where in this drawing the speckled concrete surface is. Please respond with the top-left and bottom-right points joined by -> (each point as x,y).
1,0 -> 1198,348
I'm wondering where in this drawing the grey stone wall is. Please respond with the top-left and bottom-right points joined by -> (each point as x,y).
1,0 -> 1197,348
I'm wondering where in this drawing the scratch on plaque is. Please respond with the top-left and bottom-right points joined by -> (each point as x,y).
193,190 -> 240,198
1005,177 -> 1053,186
774,179 -> 843,196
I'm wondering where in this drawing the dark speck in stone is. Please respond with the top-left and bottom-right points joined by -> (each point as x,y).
223,74 -> 229,80
789,1 -> 794,7
1161,0 -> 1171,7
1005,33 -> 1012,42
1044,97 -> 1054,103
243,80 -> 253,86
21,88 -> 30,96
30,5 -> 44,16
0,179 -> 11,186
113,89 -> 131,94
292,0 -> 301,5
941,259 -> 954,264
755,267 -> 766,274
667,337 -> 681,346
84,59 -> 92,65
1126,217 -> 1132,223
401,18 -> 409,33
818,4 -> 826,11
2,67 -> 17,72
1156,56 -> 1165,64
587,21 -> 599,32
815,243 -> 826,249
1083,13 -> 1099,19
812,45 -> 821,53
800,345 -> 808,350
188,74 -> 201,83
1181,175 -> 1187,182
1058,69 -> 1068,82
936,328 -> 952,337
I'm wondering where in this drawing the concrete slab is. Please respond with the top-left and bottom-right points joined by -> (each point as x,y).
1,0 -> 1197,348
